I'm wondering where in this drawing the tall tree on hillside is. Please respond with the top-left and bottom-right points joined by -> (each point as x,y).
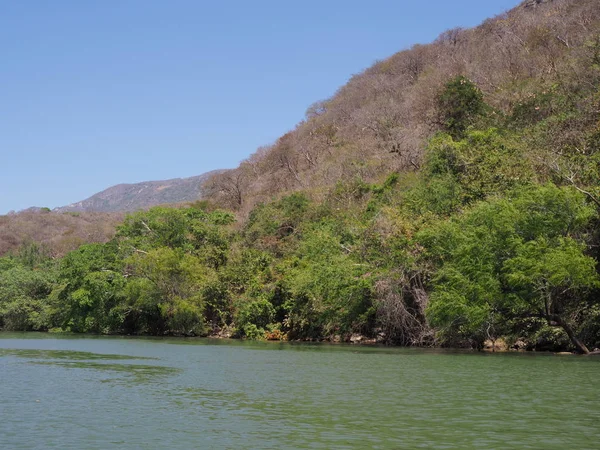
436,76 -> 486,139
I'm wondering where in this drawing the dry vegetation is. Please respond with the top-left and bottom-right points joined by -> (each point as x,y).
0,211 -> 123,257
205,0 -> 600,214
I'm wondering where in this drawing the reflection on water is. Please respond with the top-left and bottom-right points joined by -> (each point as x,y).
1,334 -> 599,450
30,360 -> 180,381
0,347 -> 179,384
0,348 -> 157,360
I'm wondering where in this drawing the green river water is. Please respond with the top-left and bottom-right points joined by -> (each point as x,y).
0,332 -> 599,449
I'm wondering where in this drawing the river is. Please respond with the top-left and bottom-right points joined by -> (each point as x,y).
0,332 -> 599,449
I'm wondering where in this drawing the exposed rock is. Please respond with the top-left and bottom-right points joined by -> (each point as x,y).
210,326 -> 233,339
349,333 -> 364,344
483,338 -> 508,352
376,330 -> 387,344
348,334 -> 376,344
511,340 -> 528,351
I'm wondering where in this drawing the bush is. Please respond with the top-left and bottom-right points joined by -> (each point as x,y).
235,298 -> 276,338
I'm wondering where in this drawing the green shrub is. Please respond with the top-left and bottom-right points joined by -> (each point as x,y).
437,76 -> 485,139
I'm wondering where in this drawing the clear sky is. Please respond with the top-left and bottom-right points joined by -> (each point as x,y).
0,0 -> 521,214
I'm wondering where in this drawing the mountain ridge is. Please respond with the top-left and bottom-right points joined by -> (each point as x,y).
52,170 -> 225,213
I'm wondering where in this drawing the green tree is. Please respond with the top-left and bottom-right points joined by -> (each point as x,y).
422,129 -> 532,204
234,297 -> 276,339
117,206 -> 235,267
419,184 -> 598,351
116,207 -> 192,252
282,223 -> 375,339
214,247 -> 277,337
437,76 -> 486,139
0,264 -> 56,331
57,243 -> 125,333
124,247 -> 210,335
244,192 -> 311,256
504,237 -> 599,353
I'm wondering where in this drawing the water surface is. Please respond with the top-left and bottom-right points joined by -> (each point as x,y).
1,332 -> 599,449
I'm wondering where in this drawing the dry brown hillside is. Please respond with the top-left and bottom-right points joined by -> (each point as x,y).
0,211 -> 123,257
205,0 -> 600,213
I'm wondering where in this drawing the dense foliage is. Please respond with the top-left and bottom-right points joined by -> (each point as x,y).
2,0 -> 600,353
3,118 -> 599,351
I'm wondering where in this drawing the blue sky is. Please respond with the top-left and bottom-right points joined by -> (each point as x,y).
0,0 -> 521,213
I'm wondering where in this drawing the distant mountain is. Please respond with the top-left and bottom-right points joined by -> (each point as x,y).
54,170 -> 224,213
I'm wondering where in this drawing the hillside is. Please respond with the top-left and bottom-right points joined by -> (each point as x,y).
205,0 -> 600,213
0,170 -> 224,257
54,170 -> 224,213
0,210 -> 123,257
